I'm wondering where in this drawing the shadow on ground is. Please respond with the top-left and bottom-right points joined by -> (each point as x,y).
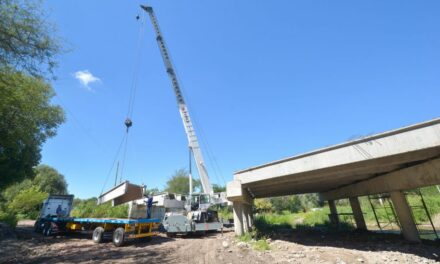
264,226 -> 440,262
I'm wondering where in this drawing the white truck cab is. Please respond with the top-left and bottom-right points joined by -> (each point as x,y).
39,194 -> 74,218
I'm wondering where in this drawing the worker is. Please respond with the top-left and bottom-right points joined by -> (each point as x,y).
146,197 -> 153,218
56,205 -> 63,217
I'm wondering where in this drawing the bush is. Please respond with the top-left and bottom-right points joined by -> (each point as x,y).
71,198 -> 128,218
0,204 -> 17,228
8,186 -> 48,219
217,205 -> 233,221
238,232 -> 254,243
253,239 -> 271,251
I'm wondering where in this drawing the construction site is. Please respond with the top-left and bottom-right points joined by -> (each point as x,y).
1,1 -> 440,264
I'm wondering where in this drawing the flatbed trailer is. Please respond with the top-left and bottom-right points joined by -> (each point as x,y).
35,216 -> 161,247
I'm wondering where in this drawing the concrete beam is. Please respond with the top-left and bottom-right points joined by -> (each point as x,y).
235,120 -> 440,185
226,180 -> 252,204
233,201 -> 244,236
97,181 -> 144,206
349,197 -> 367,230
321,157 -> 440,200
389,191 -> 421,243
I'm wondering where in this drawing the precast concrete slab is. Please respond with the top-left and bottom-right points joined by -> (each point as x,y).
97,181 -> 144,206
229,118 -> 440,199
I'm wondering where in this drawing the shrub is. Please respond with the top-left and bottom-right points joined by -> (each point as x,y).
0,204 -> 18,228
8,186 -> 48,219
70,198 -> 128,218
253,239 -> 271,251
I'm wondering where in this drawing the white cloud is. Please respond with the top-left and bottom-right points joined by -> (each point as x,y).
74,70 -> 101,92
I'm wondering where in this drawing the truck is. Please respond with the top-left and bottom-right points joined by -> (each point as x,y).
34,194 -> 161,247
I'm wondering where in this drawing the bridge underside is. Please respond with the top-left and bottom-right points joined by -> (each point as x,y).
227,118 -> 440,242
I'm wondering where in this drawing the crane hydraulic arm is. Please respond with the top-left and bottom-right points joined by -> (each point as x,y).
141,5 -> 213,195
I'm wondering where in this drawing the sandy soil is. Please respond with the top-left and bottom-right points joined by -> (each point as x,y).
0,220 -> 439,264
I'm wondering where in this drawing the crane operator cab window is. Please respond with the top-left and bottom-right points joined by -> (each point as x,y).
200,194 -> 210,205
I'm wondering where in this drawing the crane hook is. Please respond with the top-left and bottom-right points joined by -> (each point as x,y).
125,118 -> 133,132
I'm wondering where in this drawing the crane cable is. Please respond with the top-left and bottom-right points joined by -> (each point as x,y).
100,13 -> 145,194
120,13 -> 146,183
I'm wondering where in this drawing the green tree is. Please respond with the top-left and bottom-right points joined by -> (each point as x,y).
164,168 -> 201,194
212,184 -> 226,193
1,179 -> 32,202
145,187 -> 160,196
33,164 -> 68,194
0,0 -> 61,79
0,71 -> 65,189
298,193 -> 322,211
71,197 -> 128,218
8,186 -> 48,219
254,198 -> 273,213
270,195 -> 302,213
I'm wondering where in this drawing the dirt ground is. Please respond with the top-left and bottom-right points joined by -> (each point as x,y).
0,220 -> 439,264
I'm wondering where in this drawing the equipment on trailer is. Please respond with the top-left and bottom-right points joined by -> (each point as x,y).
140,5 -> 227,235
34,194 -> 161,247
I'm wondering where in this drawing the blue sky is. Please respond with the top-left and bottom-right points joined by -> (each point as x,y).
42,0 -> 440,199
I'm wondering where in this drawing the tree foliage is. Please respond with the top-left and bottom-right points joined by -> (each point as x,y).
33,164 -> 68,195
267,193 -> 322,214
1,164 -> 67,221
254,198 -> 273,213
0,70 -> 65,189
164,168 -> 201,194
70,198 -> 128,218
8,186 -> 48,219
0,0 -> 61,78
212,184 -> 226,193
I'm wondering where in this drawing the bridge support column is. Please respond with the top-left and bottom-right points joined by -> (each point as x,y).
247,203 -> 254,228
242,203 -> 250,233
328,200 -> 339,227
233,201 -> 244,236
349,197 -> 367,230
389,191 -> 421,243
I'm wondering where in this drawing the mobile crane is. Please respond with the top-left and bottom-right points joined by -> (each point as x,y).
141,5 -> 227,234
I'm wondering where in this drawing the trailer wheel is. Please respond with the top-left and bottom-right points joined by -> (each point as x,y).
112,227 -> 125,247
92,227 -> 104,243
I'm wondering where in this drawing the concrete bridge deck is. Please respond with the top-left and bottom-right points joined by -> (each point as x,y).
227,118 -> 440,242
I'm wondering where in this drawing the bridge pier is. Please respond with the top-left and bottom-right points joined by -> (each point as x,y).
349,197 -> 367,230
389,190 -> 421,243
328,200 -> 339,227
233,201 -> 244,236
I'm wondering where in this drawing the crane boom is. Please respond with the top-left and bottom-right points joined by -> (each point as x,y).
141,5 -> 213,195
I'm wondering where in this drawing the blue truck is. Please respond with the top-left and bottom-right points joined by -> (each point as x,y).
34,194 -> 161,247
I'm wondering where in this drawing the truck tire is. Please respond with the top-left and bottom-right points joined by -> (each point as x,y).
112,227 -> 125,247
34,220 -> 41,233
43,224 -> 52,236
92,227 -> 104,243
